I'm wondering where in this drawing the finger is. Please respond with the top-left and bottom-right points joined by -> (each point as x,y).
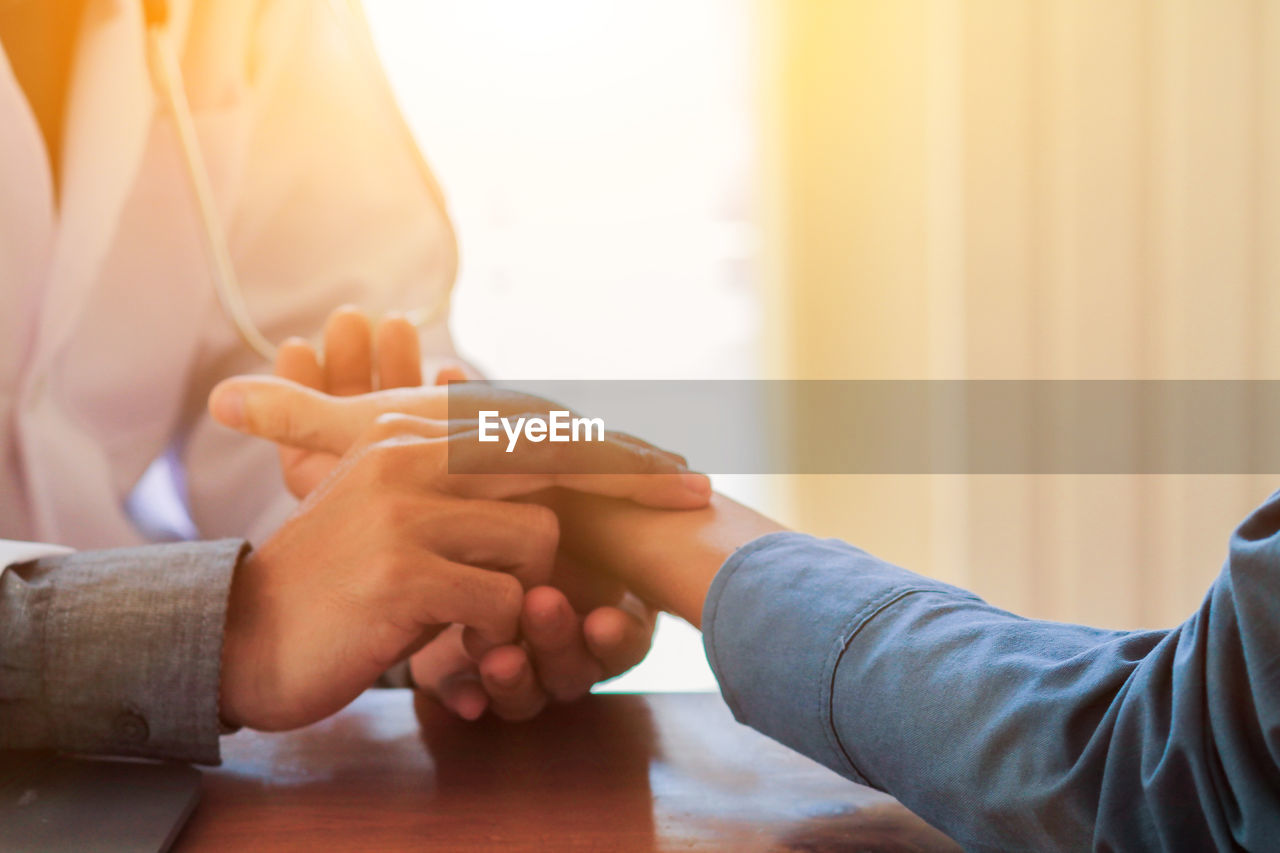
208,382 -> 710,508
406,558 -> 524,647
323,306 -> 374,396
444,385 -> 685,470
408,625 -> 489,720
436,673 -> 489,721
521,586 -> 602,702
434,365 -> 469,386
478,645 -> 548,721
460,625 -> 498,663
208,384 -> 711,509
273,339 -> 329,493
277,447 -> 341,498
583,599 -> 656,679
375,314 -> 423,389
275,337 -> 324,389
609,430 -> 689,469
208,377 -> 447,454
425,501 -> 559,588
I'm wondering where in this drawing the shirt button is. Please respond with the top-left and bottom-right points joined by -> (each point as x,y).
114,710 -> 150,745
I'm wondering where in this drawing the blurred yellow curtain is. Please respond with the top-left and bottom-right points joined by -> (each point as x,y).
761,0 -> 1280,628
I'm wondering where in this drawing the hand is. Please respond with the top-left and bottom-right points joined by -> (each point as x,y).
267,307 -> 514,719
437,551 -> 659,721
218,413 -> 557,731
272,307 -> 448,498
219,308 -> 704,720
407,587 -> 656,721
210,375 -> 709,510
211,375 -> 708,727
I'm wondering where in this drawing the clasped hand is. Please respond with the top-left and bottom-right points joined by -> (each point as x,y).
209,309 -> 710,731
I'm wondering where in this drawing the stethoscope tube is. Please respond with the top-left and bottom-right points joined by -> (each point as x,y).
146,19 -> 277,361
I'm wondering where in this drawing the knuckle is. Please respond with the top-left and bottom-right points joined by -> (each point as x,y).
376,492 -> 420,531
490,573 -> 525,621
472,577 -> 522,646
255,401 -> 296,444
522,504 -> 560,546
370,549 -> 412,586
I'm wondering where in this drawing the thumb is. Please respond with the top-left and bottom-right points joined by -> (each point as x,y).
212,376 -> 451,453
210,376 -> 365,454
212,375 -> 452,455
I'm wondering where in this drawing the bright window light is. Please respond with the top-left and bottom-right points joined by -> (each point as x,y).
365,0 -> 763,692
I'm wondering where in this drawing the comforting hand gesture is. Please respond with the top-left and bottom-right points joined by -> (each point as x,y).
217,413 -> 557,731
211,307 -> 708,724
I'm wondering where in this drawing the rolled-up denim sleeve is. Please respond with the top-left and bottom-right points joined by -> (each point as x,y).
702,502 -> 1280,852
0,540 -> 245,765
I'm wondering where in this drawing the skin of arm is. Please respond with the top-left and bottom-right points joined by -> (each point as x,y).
550,492 -> 786,627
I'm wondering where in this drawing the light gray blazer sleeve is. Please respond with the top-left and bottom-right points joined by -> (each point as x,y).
0,540 -> 245,765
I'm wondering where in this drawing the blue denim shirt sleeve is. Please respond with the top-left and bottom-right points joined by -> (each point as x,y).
702,493 -> 1280,852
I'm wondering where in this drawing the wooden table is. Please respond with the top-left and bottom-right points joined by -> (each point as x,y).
176,692 -> 959,852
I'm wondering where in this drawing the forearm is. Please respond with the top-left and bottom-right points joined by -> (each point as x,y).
552,492 -> 785,626
559,486 -> 1280,849
701,528 -> 1280,852
0,541 -> 245,764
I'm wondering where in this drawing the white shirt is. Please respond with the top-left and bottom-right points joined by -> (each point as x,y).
0,0 -> 459,552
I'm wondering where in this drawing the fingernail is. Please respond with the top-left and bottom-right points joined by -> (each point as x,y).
681,472 -> 712,495
209,385 -> 246,429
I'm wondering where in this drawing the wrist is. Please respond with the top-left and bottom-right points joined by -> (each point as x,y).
218,551 -> 259,731
555,493 -> 785,627
217,647 -> 246,731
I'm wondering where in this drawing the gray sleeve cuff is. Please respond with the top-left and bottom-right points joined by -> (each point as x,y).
0,540 -> 246,764
701,531 -> 979,785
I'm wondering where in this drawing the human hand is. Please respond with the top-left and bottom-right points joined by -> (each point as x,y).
415,541 -> 659,721
211,359 -> 707,723
407,584 -> 656,721
217,307 -> 704,719
272,306 -> 446,498
209,377 -> 710,510
217,413 -> 557,731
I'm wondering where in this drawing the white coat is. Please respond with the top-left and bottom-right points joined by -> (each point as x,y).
0,0 -> 459,551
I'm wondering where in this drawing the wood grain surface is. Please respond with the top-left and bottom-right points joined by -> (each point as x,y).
175,691 -> 958,852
